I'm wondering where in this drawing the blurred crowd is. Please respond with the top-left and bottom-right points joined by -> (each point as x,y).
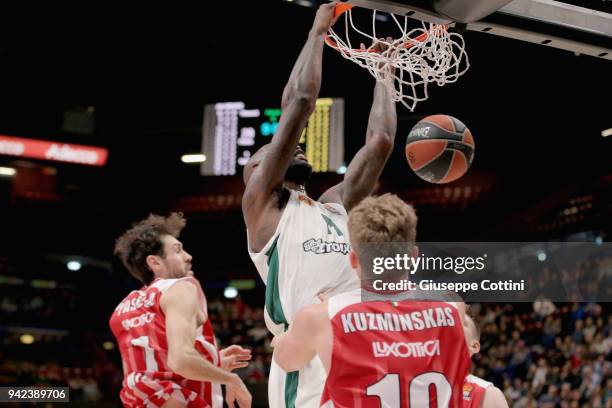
208,296 -> 272,385
472,302 -> 612,407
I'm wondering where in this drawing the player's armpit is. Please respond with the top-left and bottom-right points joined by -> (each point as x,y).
482,386 -> 509,408
319,182 -> 344,205
273,304 -> 323,372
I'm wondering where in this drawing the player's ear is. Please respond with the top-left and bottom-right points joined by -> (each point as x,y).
471,340 -> 481,355
349,249 -> 360,270
146,255 -> 161,272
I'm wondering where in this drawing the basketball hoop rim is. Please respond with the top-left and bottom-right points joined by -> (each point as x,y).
325,4 -> 449,53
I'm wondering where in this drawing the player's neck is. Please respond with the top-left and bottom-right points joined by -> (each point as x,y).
361,280 -> 409,296
285,182 -> 306,194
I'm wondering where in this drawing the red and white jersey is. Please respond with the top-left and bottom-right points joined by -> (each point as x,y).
320,289 -> 471,408
462,375 -> 493,408
109,277 -> 222,408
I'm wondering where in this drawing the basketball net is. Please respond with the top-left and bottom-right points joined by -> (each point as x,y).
326,5 -> 469,111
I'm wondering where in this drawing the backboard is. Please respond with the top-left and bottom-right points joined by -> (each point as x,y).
346,0 -> 612,60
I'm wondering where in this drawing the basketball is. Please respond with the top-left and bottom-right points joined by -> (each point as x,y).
405,114 -> 475,184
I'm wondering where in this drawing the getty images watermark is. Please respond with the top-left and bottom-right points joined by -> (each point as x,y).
371,252 -> 524,293
358,242 -> 612,302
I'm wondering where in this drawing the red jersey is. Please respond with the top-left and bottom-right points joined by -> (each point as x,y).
109,277 -> 222,408
462,375 -> 493,408
320,289 -> 471,408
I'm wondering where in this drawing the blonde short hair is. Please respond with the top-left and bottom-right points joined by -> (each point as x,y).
348,194 -> 418,285
348,193 -> 417,249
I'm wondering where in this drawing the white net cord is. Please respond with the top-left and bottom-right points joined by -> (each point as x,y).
327,9 -> 470,111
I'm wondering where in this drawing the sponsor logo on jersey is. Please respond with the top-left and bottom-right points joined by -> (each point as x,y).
303,238 -> 350,255
463,383 -> 474,400
372,340 -> 440,358
121,312 -> 156,330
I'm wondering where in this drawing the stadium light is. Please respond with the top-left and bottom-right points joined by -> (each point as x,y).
67,260 -> 82,271
20,334 -> 35,345
537,251 -> 547,262
295,0 -> 314,6
224,286 -> 238,299
0,166 -> 16,177
103,341 -> 115,350
336,165 -> 347,175
181,154 -> 206,164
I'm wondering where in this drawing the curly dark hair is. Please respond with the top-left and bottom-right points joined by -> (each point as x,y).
114,213 -> 187,285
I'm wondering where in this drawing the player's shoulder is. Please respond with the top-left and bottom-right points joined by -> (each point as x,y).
319,201 -> 348,217
157,276 -> 201,288
158,278 -> 201,307
444,300 -> 466,312
328,289 -> 361,317
164,277 -> 200,295
465,374 -> 493,389
482,385 -> 508,408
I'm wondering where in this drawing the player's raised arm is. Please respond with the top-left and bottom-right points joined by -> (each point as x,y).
242,3 -> 337,226
320,49 -> 397,210
162,281 -> 252,408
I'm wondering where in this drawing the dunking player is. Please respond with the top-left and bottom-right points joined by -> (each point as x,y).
463,314 -> 509,408
242,3 -> 397,407
110,213 -> 252,408
273,194 -> 472,407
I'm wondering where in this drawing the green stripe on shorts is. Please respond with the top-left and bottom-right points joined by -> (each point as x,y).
265,235 -> 287,326
265,235 -> 299,407
285,370 -> 299,408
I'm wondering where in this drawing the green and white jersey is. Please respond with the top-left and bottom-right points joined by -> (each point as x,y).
249,189 -> 359,335
248,189 -> 359,408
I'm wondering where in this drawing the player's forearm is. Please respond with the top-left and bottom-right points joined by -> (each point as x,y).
273,334 -> 315,372
258,31 -> 326,188
281,30 -> 325,110
168,347 -> 239,386
366,81 -> 397,144
339,82 -> 396,209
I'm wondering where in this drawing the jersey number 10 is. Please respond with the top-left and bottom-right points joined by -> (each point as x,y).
366,372 -> 452,407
